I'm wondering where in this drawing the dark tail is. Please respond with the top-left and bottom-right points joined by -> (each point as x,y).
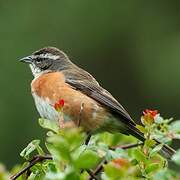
127,124 -> 176,158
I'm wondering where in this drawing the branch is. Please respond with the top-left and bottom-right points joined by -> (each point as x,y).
86,169 -> 99,180
10,155 -> 52,180
110,142 -> 144,150
87,143 -> 144,179
87,159 -> 107,180
93,159 -> 107,175
11,142 -> 143,179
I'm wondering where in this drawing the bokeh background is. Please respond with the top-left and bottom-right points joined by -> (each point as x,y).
1,0 -> 180,168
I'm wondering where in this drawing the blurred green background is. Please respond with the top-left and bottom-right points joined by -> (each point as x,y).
1,0 -> 180,168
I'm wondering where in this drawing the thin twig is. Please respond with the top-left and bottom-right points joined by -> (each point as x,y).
86,143 -> 144,179
87,159 -> 107,180
85,133 -> 92,145
110,142 -> 144,150
10,155 -> 52,180
93,159 -> 107,175
86,169 -> 99,180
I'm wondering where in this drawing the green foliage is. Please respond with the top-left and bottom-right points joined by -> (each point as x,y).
172,149 -> 180,166
20,140 -> 44,160
1,113 -> 180,179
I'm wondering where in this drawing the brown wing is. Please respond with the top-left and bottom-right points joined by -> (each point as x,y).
63,67 -> 136,126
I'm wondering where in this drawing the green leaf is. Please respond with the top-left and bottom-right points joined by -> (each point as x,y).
36,146 -> 45,156
80,171 -> 89,180
46,136 -> 71,162
72,145 -> 87,160
173,134 -> 180,139
106,149 -> 128,162
131,159 -> 138,166
153,169 -> 178,180
104,163 -> 124,178
145,163 -> 159,174
62,128 -> 85,150
155,116 -> 164,124
64,171 -> 80,180
133,149 -> 147,162
144,139 -> 156,148
39,118 -> 59,133
136,125 -> 146,133
75,150 -> 100,169
170,120 -> 180,133
28,170 -> 45,180
47,131 -> 55,137
46,162 -> 57,173
172,149 -> 180,166
20,140 -> 41,160
149,144 -> 163,157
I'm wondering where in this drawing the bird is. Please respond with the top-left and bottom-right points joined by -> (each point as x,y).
20,47 -> 175,157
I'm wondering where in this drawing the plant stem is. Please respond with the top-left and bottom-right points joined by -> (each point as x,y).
110,142 -> 144,150
10,155 -> 52,180
87,169 -> 99,180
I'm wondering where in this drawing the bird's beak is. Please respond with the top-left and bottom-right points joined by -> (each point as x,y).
19,56 -> 32,64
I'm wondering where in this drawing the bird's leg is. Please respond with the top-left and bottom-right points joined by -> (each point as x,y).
77,103 -> 84,127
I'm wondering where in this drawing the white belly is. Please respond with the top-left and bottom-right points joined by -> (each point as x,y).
32,92 -> 59,121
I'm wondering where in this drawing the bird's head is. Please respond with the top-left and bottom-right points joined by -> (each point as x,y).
20,47 -> 72,77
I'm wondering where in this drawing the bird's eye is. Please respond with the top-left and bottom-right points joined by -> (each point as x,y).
36,58 -> 41,63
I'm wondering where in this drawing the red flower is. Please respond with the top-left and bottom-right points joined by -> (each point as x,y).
142,109 -> 159,125
143,109 -> 158,118
54,99 -> 65,112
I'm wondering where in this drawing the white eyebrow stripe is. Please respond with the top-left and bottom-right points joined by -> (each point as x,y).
32,53 -> 59,60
